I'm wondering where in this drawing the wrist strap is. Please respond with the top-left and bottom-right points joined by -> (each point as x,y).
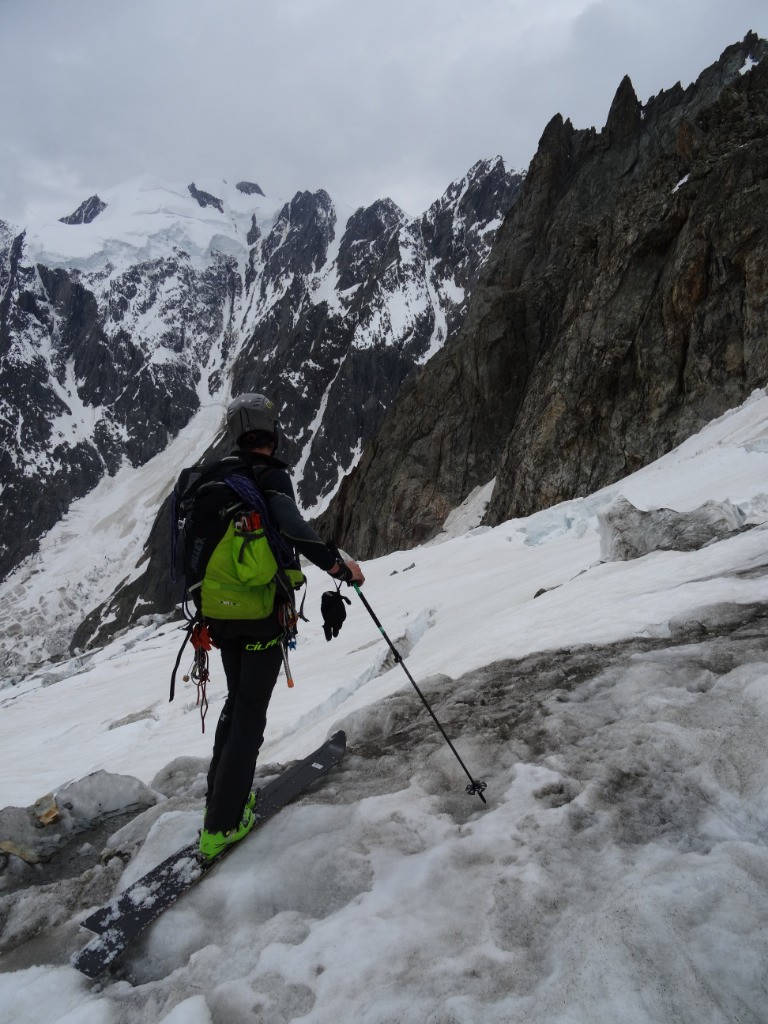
332,559 -> 354,583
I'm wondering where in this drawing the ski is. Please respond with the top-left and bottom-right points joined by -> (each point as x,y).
72,730 -> 346,978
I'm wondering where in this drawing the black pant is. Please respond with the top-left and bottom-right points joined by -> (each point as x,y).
204,637 -> 283,832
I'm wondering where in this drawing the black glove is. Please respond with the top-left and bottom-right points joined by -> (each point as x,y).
321,589 -> 352,641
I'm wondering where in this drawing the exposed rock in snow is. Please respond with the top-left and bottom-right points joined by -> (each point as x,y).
0,771 -> 158,868
598,495 -> 746,561
187,183 -> 224,212
58,195 -> 107,225
235,180 -> 265,197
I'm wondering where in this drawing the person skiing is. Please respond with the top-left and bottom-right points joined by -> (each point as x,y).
197,392 -> 364,858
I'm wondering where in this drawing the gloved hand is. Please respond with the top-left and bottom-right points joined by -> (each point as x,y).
321,589 -> 352,641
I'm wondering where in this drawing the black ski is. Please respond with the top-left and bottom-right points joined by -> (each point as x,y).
72,730 -> 346,978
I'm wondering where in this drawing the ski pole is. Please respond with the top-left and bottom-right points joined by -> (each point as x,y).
353,583 -> 487,804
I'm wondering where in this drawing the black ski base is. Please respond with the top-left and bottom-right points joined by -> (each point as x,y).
72,730 -> 346,979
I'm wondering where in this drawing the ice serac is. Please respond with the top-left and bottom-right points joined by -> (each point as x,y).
597,495 -> 747,561
320,33 -> 768,558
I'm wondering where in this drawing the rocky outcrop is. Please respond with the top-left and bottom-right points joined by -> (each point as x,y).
0,773 -> 158,866
188,183 -> 224,212
321,34 -> 768,557
59,195 -> 107,225
236,180 -> 265,197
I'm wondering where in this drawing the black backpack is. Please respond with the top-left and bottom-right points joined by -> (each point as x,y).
172,455 -> 250,610
168,456 -> 303,707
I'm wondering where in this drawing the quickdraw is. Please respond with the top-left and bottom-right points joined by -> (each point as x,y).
187,622 -> 215,732
169,620 -> 217,733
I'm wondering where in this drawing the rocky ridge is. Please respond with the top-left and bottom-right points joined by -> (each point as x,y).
321,33 -> 768,557
233,157 -> 521,513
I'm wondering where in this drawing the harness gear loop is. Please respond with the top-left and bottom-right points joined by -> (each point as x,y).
170,620 -> 216,732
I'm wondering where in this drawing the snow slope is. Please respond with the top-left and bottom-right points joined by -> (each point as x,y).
0,400 -> 229,675
22,176 -> 282,270
1,390 -> 768,1022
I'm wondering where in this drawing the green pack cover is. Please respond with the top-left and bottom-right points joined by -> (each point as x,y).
201,518 -> 304,621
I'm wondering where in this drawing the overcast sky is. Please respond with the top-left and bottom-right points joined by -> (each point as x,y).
1,0 -> 766,225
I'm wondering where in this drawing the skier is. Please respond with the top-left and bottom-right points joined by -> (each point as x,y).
198,393 -> 364,858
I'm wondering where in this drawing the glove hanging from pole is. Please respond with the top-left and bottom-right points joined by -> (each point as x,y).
321,588 -> 352,641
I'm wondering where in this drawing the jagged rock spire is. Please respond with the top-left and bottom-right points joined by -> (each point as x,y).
605,75 -> 642,145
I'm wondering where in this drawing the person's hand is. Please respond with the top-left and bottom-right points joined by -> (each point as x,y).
329,558 -> 365,586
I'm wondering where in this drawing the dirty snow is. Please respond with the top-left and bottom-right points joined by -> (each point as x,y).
0,390 -> 768,1022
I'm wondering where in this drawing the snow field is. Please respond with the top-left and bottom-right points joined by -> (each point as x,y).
1,390 -> 768,1021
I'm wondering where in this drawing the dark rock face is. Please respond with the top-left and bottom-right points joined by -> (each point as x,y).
321,33 -> 768,558
234,163 -> 523,512
246,215 -> 261,246
59,196 -> 107,225
260,189 -> 336,282
188,183 -> 224,212
335,199 -> 406,292
236,181 -> 265,196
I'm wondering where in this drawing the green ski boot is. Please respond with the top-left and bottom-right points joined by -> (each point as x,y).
199,804 -> 256,860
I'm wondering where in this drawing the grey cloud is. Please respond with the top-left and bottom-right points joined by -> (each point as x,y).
0,0 -> 766,224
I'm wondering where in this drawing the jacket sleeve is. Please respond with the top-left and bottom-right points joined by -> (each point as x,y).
260,468 -> 338,572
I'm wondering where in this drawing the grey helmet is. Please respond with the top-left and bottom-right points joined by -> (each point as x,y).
226,393 -> 279,448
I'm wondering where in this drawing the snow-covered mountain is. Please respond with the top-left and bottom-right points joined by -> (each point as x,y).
0,162 -> 522,582
1,388 -> 767,1022
0,34 -> 766,1020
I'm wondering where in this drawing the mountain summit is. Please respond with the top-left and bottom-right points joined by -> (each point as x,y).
0,161 -> 522,591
